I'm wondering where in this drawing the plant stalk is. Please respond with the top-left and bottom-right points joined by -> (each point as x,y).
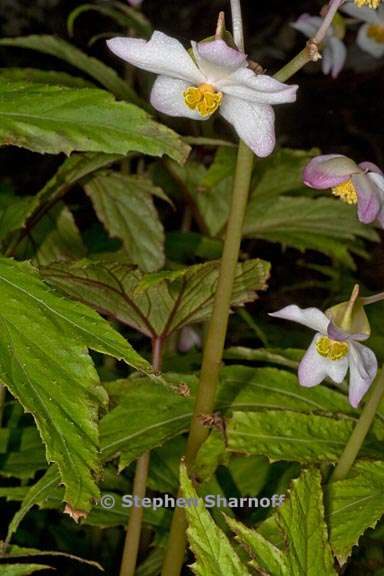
330,367 -> 384,483
161,0 -> 346,573
0,384 -> 5,426
119,336 -> 163,576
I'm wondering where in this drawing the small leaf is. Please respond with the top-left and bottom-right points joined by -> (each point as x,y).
84,172 -> 165,272
180,464 -> 250,576
0,81 -> 190,162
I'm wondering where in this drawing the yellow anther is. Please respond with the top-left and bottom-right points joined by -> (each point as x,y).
183,83 -> 222,117
332,179 -> 358,205
354,0 -> 381,7
316,336 -> 349,361
367,24 -> 384,42
354,0 -> 380,7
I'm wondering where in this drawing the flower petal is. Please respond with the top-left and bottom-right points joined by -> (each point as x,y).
107,31 -> 204,84
341,1 -> 381,24
325,37 -> 347,78
327,321 -> 369,342
192,40 -> 247,83
348,342 -> 378,408
298,335 -> 333,387
269,304 -> 329,333
219,96 -> 275,157
351,173 -> 381,223
291,14 -> 322,38
150,75 -> 208,120
357,23 -> 384,58
359,161 -> 383,175
303,155 -> 360,189
217,69 -> 298,104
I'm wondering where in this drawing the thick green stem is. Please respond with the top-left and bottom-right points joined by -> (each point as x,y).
330,368 -> 384,483
119,337 -> 163,576
0,384 -> 5,426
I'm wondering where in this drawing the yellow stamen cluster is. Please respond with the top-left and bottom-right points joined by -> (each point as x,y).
354,0 -> 381,7
367,24 -> 384,42
332,179 -> 358,205
183,83 -> 223,118
316,336 -> 349,361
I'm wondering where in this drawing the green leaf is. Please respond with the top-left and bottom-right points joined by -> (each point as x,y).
252,148 -> 318,199
277,468 -> 336,576
41,255 -> 270,337
0,194 -> 35,246
0,81 -> 189,161
0,257 -> 151,513
226,410 -> 383,463
100,375 -> 195,470
180,464 -> 250,576
0,565 -> 52,575
0,67 -> 94,88
4,546 -> 103,572
326,460 -> 384,563
84,172 -> 165,272
0,427 -> 46,479
0,35 -> 139,103
68,3 -> 152,38
225,515 -> 289,576
243,196 -> 378,268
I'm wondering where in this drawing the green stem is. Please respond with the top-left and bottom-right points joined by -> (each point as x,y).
161,1 -> 345,573
0,383 -> 5,426
119,336 -> 163,576
330,367 -> 384,483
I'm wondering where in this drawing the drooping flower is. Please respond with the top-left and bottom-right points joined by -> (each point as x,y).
291,14 -> 347,78
303,154 -> 384,227
342,1 -> 384,57
269,303 -> 377,407
107,32 -> 298,157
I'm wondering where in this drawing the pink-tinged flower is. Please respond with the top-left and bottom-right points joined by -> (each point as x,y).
107,32 -> 298,157
291,14 -> 347,78
269,305 -> 377,407
342,1 -> 384,57
303,154 -> 384,227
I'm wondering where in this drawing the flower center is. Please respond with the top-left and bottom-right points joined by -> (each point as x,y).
331,179 -> 358,205
183,83 -> 223,117
354,0 -> 381,7
367,24 -> 384,42
316,336 -> 349,361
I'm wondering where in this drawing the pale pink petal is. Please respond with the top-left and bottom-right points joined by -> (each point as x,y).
192,40 -> 247,83
220,96 -> 275,157
328,322 -> 369,342
351,173 -> 381,223
357,23 -> 384,58
298,335 -> 332,387
303,154 -> 360,189
269,304 -> 329,333
341,1 -> 381,24
291,14 -> 322,38
326,37 -> 347,78
217,69 -> 298,104
359,161 -> 383,175
150,75 -> 207,120
348,342 -> 378,408
107,31 -> 204,84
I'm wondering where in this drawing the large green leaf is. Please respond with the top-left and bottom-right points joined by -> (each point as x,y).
226,410 -> 383,462
84,172 -> 165,272
0,257 -> 152,514
0,565 -> 51,575
41,255 -> 270,337
0,35 -> 139,103
326,461 -> 384,563
243,196 -> 378,268
0,81 -> 189,161
277,469 -> 336,575
225,515 -> 289,576
0,68 -> 94,88
180,465 -> 250,576
100,375 -> 196,470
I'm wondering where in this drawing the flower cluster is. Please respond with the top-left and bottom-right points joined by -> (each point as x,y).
107,32 -> 298,157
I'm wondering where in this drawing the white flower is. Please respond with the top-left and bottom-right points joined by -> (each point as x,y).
107,32 -> 298,157
291,14 -> 347,78
269,305 -> 378,407
342,1 -> 384,57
